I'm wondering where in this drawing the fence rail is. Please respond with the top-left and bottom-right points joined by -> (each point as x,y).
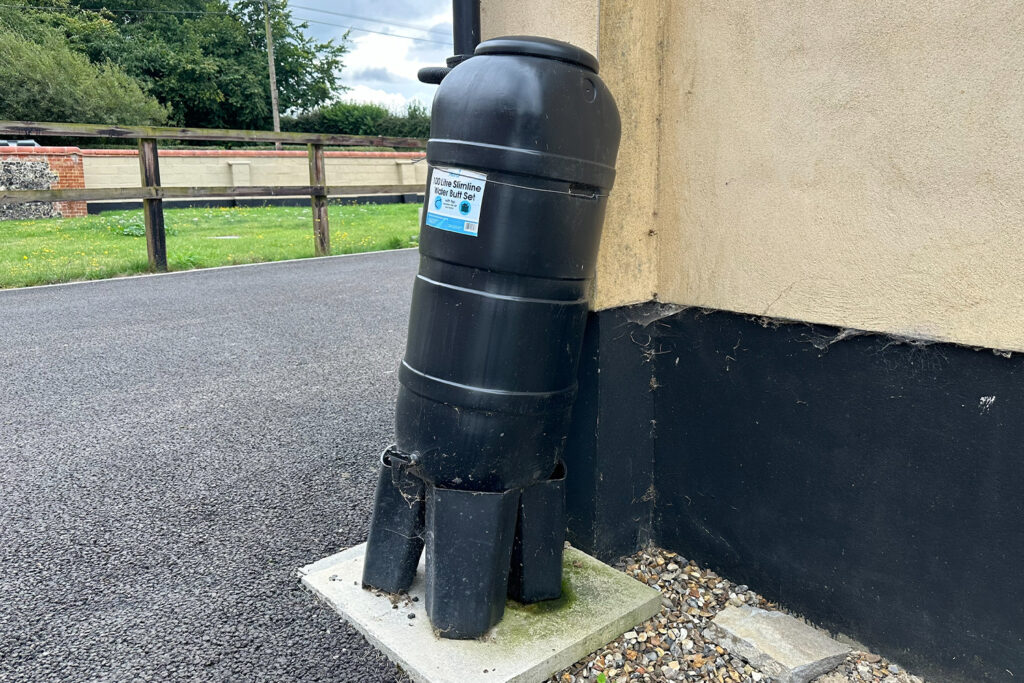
0,120 -> 427,271
0,121 -> 424,148
0,184 -> 421,203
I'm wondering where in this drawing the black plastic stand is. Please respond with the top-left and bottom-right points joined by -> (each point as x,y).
508,462 -> 567,603
363,454 -> 569,639
361,446 -> 425,594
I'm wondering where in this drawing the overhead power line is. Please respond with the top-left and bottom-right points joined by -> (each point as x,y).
0,3 -> 451,46
290,4 -> 449,37
294,15 -> 450,46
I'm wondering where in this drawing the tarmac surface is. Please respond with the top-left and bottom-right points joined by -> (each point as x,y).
0,251 -> 419,681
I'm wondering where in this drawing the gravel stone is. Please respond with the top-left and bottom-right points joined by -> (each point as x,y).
547,546 -> 927,683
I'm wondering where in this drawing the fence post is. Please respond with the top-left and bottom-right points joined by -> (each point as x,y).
308,143 -> 329,256
138,138 -> 167,271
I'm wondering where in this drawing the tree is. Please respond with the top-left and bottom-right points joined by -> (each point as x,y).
381,102 -> 430,139
0,11 -> 167,125
283,102 -> 431,139
63,0 -> 348,130
1,0 -> 359,133
230,0 -> 348,115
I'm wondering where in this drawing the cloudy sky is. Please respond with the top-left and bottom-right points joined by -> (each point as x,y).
286,0 -> 454,111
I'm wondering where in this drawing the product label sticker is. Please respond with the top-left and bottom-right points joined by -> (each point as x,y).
424,166 -> 486,237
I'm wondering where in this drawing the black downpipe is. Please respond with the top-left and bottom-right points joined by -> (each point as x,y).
417,0 -> 480,84
451,0 -> 481,63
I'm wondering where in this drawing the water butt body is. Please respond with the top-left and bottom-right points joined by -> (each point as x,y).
366,36 -> 620,639
398,36 -> 621,493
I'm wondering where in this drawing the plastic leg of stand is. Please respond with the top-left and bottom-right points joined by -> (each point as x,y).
361,447 -> 425,594
508,461 -> 566,603
424,485 -> 520,639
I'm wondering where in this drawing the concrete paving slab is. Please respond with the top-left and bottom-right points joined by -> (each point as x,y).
300,543 -> 661,683
702,606 -> 850,683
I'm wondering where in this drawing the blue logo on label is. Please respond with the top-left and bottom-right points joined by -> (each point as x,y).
459,201 -> 471,215
434,196 -> 442,209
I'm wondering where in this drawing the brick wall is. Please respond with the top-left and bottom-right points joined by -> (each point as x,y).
81,149 -> 428,193
0,147 -> 87,217
3,147 -> 428,215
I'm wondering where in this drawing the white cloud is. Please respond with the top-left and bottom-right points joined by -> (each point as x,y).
292,2 -> 454,110
342,85 -> 414,111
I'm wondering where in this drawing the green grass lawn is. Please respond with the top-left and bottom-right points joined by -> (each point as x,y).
0,203 -> 420,288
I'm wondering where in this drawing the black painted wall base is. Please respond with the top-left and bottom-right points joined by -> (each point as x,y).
564,304 -> 1023,683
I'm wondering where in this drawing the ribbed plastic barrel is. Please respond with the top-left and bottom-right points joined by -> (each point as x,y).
396,36 -> 621,492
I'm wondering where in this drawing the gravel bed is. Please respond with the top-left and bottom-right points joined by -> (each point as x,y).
548,546 -> 926,683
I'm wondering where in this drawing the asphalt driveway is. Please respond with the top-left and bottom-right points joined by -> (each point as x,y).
0,251 -> 418,681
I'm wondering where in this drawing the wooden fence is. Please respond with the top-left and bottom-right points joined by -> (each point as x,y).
0,121 -> 426,271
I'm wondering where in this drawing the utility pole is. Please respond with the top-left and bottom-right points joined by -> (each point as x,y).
264,1 -> 282,150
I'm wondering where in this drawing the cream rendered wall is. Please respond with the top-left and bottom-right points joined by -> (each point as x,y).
481,0 -> 599,54
82,156 -> 145,188
484,0 -> 1024,352
658,1 -> 1024,351
482,0 -> 661,308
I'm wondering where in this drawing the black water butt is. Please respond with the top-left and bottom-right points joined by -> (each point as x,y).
362,35 -> 621,639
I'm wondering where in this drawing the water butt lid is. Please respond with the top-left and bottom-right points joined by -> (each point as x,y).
474,36 -> 600,73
